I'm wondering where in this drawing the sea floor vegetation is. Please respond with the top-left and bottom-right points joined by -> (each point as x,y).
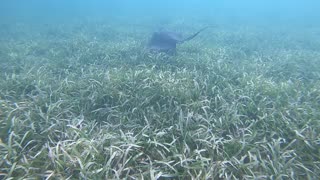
0,20 -> 320,179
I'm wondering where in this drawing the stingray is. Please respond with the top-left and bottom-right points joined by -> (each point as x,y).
147,26 -> 210,55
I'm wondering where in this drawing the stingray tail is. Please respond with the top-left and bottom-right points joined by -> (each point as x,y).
178,26 -> 210,43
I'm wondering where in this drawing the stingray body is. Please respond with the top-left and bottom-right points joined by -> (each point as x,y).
147,27 -> 209,55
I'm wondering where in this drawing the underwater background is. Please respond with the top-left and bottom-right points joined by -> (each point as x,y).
1,0 -> 320,179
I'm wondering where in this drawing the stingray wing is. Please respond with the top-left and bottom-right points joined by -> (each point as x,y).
148,31 -> 180,50
162,31 -> 184,41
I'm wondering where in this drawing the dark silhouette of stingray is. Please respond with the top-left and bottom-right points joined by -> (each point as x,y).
147,26 -> 209,55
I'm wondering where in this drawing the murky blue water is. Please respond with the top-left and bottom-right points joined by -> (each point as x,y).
1,0 -> 320,26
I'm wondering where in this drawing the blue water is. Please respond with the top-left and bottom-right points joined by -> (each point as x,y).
1,0 -> 320,26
